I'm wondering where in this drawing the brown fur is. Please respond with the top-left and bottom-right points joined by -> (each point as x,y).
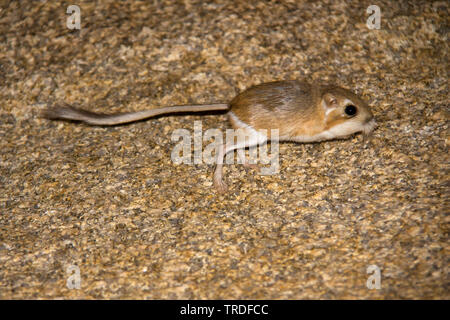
230,80 -> 373,140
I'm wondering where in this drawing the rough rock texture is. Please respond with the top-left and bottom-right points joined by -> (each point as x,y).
0,0 -> 448,299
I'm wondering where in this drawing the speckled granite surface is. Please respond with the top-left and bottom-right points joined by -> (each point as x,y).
0,0 -> 448,299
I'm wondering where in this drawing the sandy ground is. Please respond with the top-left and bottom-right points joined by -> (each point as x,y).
0,0 -> 448,299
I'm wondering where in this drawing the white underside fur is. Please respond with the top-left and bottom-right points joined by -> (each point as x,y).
228,112 -> 268,147
228,111 -> 376,144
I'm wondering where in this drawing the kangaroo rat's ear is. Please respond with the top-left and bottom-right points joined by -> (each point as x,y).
322,93 -> 338,109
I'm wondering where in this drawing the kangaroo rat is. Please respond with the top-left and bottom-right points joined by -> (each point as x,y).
43,80 -> 376,192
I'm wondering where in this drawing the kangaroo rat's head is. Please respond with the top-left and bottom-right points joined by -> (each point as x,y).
320,85 -> 376,138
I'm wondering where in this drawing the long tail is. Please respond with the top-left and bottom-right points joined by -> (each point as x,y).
42,103 -> 229,125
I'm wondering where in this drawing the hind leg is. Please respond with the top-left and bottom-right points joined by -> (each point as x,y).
213,143 -> 232,193
213,129 -> 267,192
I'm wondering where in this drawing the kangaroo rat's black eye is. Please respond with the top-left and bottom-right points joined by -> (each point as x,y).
345,105 -> 357,116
